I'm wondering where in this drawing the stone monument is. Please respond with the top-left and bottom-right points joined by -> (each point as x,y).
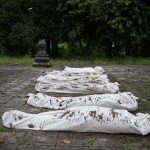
33,39 -> 51,67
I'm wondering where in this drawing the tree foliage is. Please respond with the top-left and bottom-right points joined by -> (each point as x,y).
0,0 -> 149,57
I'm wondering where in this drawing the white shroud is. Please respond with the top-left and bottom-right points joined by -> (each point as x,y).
35,82 -> 119,94
27,92 -> 138,111
2,106 -> 150,135
35,66 -> 119,94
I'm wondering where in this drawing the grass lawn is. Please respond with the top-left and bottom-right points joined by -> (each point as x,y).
0,55 -> 150,65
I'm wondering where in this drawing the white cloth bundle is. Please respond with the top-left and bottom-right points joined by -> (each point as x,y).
35,82 -> 119,94
27,92 -> 138,111
35,66 -> 119,94
2,106 -> 150,135
64,66 -> 104,74
44,66 -> 105,78
37,74 -> 109,84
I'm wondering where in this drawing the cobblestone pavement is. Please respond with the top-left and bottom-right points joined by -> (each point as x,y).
0,64 -> 150,150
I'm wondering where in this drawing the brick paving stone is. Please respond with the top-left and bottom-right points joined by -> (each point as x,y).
0,64 -> 150,150
17,145 -> 36,150
25,131 -> 58,145
3,98 -> 26,108
0,144 -> 18,150
34,145 -> 55,150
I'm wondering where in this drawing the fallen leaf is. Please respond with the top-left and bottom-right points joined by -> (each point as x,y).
62,139 -> 71,144
0,136 -> 6,143
11,131 -> 16,136
28,124 -> 34,128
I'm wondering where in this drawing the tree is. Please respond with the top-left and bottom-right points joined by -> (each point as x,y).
91,0 -> 150,57
0,0 -> 149,57
27,0 -> 65,58
0,0 -> 38,55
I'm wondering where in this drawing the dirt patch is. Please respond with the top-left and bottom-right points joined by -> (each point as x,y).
89,111 -> 96,118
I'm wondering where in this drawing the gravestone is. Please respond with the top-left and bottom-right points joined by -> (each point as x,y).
33,39 -> 51,67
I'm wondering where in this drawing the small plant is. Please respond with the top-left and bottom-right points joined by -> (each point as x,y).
123,144 -> 135,150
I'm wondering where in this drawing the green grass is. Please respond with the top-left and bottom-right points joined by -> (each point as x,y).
0,124 -> 12,132
123,144 -> 135,150
0,55 -> 33,65
94,57 -> 150,65
52,57 -> 150,65
0,55 -> 150,65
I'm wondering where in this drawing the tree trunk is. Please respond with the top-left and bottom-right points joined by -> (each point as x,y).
46,36 -> 50,56
51,38 -> 59,58
78,39 -> 86,57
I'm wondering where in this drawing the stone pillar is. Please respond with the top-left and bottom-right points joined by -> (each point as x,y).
33,39 -> 51,67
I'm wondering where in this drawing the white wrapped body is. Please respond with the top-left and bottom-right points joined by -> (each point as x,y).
35,66 -> 119,94
37,74 -> 109,84
27,92 -> 138,111
2,106 -> 150,135
63,66 -> 105,74
44,66 -> 105,78
35,82 -> 119,94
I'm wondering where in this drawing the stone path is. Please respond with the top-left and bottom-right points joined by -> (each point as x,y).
0,64 -> 150,150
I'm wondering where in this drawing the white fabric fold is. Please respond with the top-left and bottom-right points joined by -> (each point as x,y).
64,66 -> 105,74
27,92 -> 138,111
2,106 -> 150,135
44,66 -> 105,77
35,66 -> 119,94
35,82 -> 119,94
37,74 -> 109,84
